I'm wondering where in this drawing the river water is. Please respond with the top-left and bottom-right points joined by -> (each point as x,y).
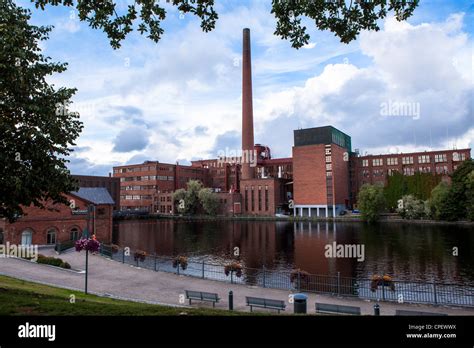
113,219 -> 474,286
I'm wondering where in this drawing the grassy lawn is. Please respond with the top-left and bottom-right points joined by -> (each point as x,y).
0,275 -> 254,316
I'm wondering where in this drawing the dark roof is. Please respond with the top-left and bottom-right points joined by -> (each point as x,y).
71,187 -> 115,205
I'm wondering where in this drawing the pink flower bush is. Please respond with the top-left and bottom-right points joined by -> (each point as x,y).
75,238 -> 100,253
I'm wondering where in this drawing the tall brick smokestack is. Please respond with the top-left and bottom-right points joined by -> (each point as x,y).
242,28 -> 255,180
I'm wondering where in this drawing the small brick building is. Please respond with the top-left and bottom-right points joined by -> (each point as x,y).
0,188 -> 114,246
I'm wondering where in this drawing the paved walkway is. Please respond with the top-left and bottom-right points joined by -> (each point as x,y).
1,248 -> 473,316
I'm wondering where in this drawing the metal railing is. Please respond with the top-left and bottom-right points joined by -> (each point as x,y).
99,245 -> 474,308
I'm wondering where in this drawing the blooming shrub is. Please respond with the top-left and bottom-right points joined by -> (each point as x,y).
75,238 -> 100,253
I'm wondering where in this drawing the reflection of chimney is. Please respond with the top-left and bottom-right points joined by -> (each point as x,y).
242,28 -> 254,180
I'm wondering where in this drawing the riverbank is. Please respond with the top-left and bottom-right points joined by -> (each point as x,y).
114,213 -> 474,226
1,250 -> 472,316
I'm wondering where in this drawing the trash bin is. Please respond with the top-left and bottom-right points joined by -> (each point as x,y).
293,293 -> 308,314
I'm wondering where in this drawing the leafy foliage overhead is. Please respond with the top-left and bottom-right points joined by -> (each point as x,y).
32,0 -> 419,49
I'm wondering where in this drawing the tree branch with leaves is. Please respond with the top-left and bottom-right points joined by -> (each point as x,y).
31,0 -> 419,49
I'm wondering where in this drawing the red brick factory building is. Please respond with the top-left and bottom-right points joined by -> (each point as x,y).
113,28 -> 471,217
0,188 -> 114,246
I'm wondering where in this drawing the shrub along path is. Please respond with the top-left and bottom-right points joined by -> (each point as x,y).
0,249 -> 472,316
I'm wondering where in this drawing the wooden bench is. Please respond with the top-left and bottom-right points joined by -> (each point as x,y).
185,290 -> 220,307
315,303 -> 361,315
246,296 -> 286,313
396,310 -> 448,316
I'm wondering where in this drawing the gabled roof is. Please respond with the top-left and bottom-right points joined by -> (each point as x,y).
71,187 -> 115,205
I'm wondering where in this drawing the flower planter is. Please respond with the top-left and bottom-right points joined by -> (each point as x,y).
371,274 -> 396,292
134,250 -> 147,262
224,262 -> 242,278
172,256 -> 188,270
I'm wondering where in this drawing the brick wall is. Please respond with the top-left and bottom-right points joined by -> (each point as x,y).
3,193 -> 113,245
292,144 -> 327,205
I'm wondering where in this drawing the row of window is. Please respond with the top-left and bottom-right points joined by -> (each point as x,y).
361,153 -> 466,167
362,165 -> 450,178
16,227 -> 81,246
120,176 -> 174,182
121,195 -> 153,200
121,185 -> 157,191
156,205 -> 173,214
244,186 -> 270,212
114,166 -> 174,173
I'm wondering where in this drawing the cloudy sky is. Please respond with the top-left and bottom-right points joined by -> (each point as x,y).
20,0 -> 473,175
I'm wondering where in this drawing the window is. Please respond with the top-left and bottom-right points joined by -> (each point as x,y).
21,229 -> 33,246
326,171 -> 332,177
362,169 -> 370,178
251,186 -> 254,211
265,186 -> 269,211
402,156 -> 414,165
434,154 -> 447,163
325,156 -> 331,163
258,186 -> 262,211
362,159 -> 368,167
453,152 -> 466,161
46,229 -> 56,245
325,148 -> 331,155
419,166 -> 431,173
436,165 -> 448,174
373,158 -> 383,166
245,187 -> 248,212
388,169 -> 398,176
387,158 -> 398,166
373,169 -> 384,177
418,155 -> 430,164
70,228 -> 80,241
403,167 -> 415,176
326,163 -> 332,171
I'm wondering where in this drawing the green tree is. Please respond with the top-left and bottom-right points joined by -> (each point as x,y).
357,183 -> 385,223
198,188 -> 219,216
172,180 -> 203,215
172,188 -> 186,214
185,180 -> 203,215
0,0 -> 82,222
429,181 -> 450,220
448,159 -> 474,221
32,0 -> 419,49
396,194 -> 427,220
466,170 -> 474,221
428,160 -> 474,221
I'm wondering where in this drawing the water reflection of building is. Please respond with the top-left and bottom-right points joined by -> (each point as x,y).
113,220 -> 473,285
293,222 -> 357,278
